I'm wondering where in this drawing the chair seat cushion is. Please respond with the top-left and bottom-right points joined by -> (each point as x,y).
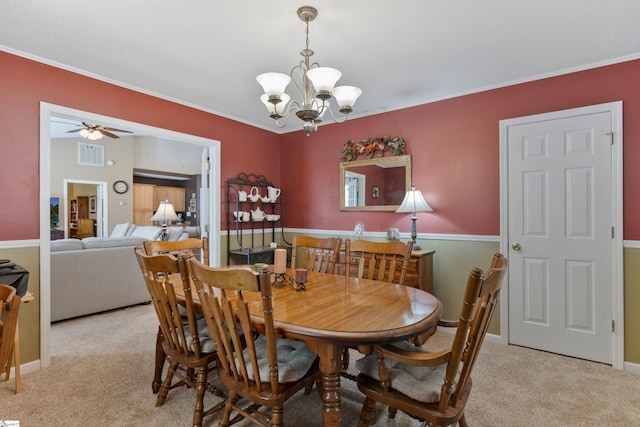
355,340 -> 447,403
184,315 -> 216,353
243,336 -> 317,383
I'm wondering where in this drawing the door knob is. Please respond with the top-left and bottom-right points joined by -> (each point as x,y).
512,242 -> 521,251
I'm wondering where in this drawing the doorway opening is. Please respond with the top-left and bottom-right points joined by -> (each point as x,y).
63,180 -> 108,239
40,102 -> 221,369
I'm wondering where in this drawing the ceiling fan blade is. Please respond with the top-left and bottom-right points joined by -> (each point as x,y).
100,130 -> 120,139
102,127 -> 132,134
67,128 -> 85,133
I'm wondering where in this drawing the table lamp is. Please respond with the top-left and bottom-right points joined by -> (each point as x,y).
151,200 -> 179,240
395,186 -> 432,250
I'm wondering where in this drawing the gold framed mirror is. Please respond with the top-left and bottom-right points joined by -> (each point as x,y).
340,155 -> 411,211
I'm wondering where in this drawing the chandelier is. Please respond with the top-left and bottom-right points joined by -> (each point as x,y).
256,6 -> 362,136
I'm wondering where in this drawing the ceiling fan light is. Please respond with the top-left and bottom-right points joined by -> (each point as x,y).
333,86 -> 362,112
306,67 -> 342,96
256,73 -> 291,99
79,128 -> 89,138
260,93 -> 290,116
87,129 -> 103,140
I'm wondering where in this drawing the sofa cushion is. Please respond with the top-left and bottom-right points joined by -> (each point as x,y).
130,226 -> 162,240
82,236 -> 146,249
50,238 -> 83,252
166,227 -> 186,242
110,223 -> 130,238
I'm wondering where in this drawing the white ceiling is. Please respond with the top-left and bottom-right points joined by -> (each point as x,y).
3,1 -> 640,135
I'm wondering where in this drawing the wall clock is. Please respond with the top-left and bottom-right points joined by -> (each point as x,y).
113,180 -> 129,194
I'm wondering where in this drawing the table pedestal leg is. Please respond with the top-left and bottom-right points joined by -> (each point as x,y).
317,342 -> 343,427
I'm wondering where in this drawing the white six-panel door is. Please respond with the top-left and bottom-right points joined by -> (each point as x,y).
503,104 -> 622,365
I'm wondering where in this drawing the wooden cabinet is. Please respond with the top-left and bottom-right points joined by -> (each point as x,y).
153,186 -> 186,212
68,196 -> 89,239
134,184 -> 186,225
77,218 -> 95,239
336,249 -> 435,293
133,184 -> 155,225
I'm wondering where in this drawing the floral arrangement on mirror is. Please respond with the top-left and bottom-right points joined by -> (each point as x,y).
341,136 -> 405,161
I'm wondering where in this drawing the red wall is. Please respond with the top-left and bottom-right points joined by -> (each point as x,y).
3,51 -> 640,241
0,51 -> 281,240
281,59 -> 640,238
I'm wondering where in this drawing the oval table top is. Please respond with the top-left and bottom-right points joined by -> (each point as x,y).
241,269 -> 443,347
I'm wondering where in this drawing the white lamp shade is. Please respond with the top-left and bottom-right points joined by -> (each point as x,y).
396,187 -> 433,213
256,72 -> 291,97
79,128 -> 89,138
306,67 -> 342,93
260,93 -> 290,115
332,85 -> 362,109
151,200 -> 179,222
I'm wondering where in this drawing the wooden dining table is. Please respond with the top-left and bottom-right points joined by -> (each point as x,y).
178,268 -> 442,427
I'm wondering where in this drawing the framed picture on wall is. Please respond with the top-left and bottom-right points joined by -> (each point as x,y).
372,186 -> 379,199
89,196 -> 97,213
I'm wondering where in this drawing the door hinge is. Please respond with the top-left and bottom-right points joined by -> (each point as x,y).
607,132 -> 614,145
612,319 -> 615,332
611,226 -> 614,238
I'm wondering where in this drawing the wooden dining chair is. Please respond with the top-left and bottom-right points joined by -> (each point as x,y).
144,236 -> 209,264
290,235 -> 342,274
345,239 -> 414,285
143,237 -> 208,394
186,258 -> 321,427
354,253 -> 507,427
134,247 -> 224,427
0,284 -> 21,393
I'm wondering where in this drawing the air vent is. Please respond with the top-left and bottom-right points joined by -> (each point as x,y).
77,143 -> 104,166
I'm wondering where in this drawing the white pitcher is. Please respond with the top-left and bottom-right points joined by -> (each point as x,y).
238,190 -> 247,202
267,186 -> 281,202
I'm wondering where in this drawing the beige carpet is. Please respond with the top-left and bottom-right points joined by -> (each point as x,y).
2,303 -> 639,426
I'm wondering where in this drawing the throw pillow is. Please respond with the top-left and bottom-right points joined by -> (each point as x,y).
110,223 -> 130,238
130,226 -> 163,240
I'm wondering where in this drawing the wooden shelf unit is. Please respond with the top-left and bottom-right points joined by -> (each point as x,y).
68,196 -> 91,239
226,173 -> 288,265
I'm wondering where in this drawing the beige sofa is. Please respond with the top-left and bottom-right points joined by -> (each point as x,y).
50,225 -> 203,322
50,237 -> 149,322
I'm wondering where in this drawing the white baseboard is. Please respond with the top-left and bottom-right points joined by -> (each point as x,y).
623,361 -> 640,374
8,359 -> 41,380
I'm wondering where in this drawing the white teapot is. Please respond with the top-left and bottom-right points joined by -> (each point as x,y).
248,186 -> 261,202
251,207 -> 265,221
267,186 -> 281,202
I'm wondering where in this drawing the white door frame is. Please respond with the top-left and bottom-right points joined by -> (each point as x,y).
63,179 -> 108,238
499,101 -> 624,369
39,102 -> 221,369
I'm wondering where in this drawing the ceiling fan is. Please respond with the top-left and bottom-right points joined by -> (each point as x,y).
67,122 -> 133,140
